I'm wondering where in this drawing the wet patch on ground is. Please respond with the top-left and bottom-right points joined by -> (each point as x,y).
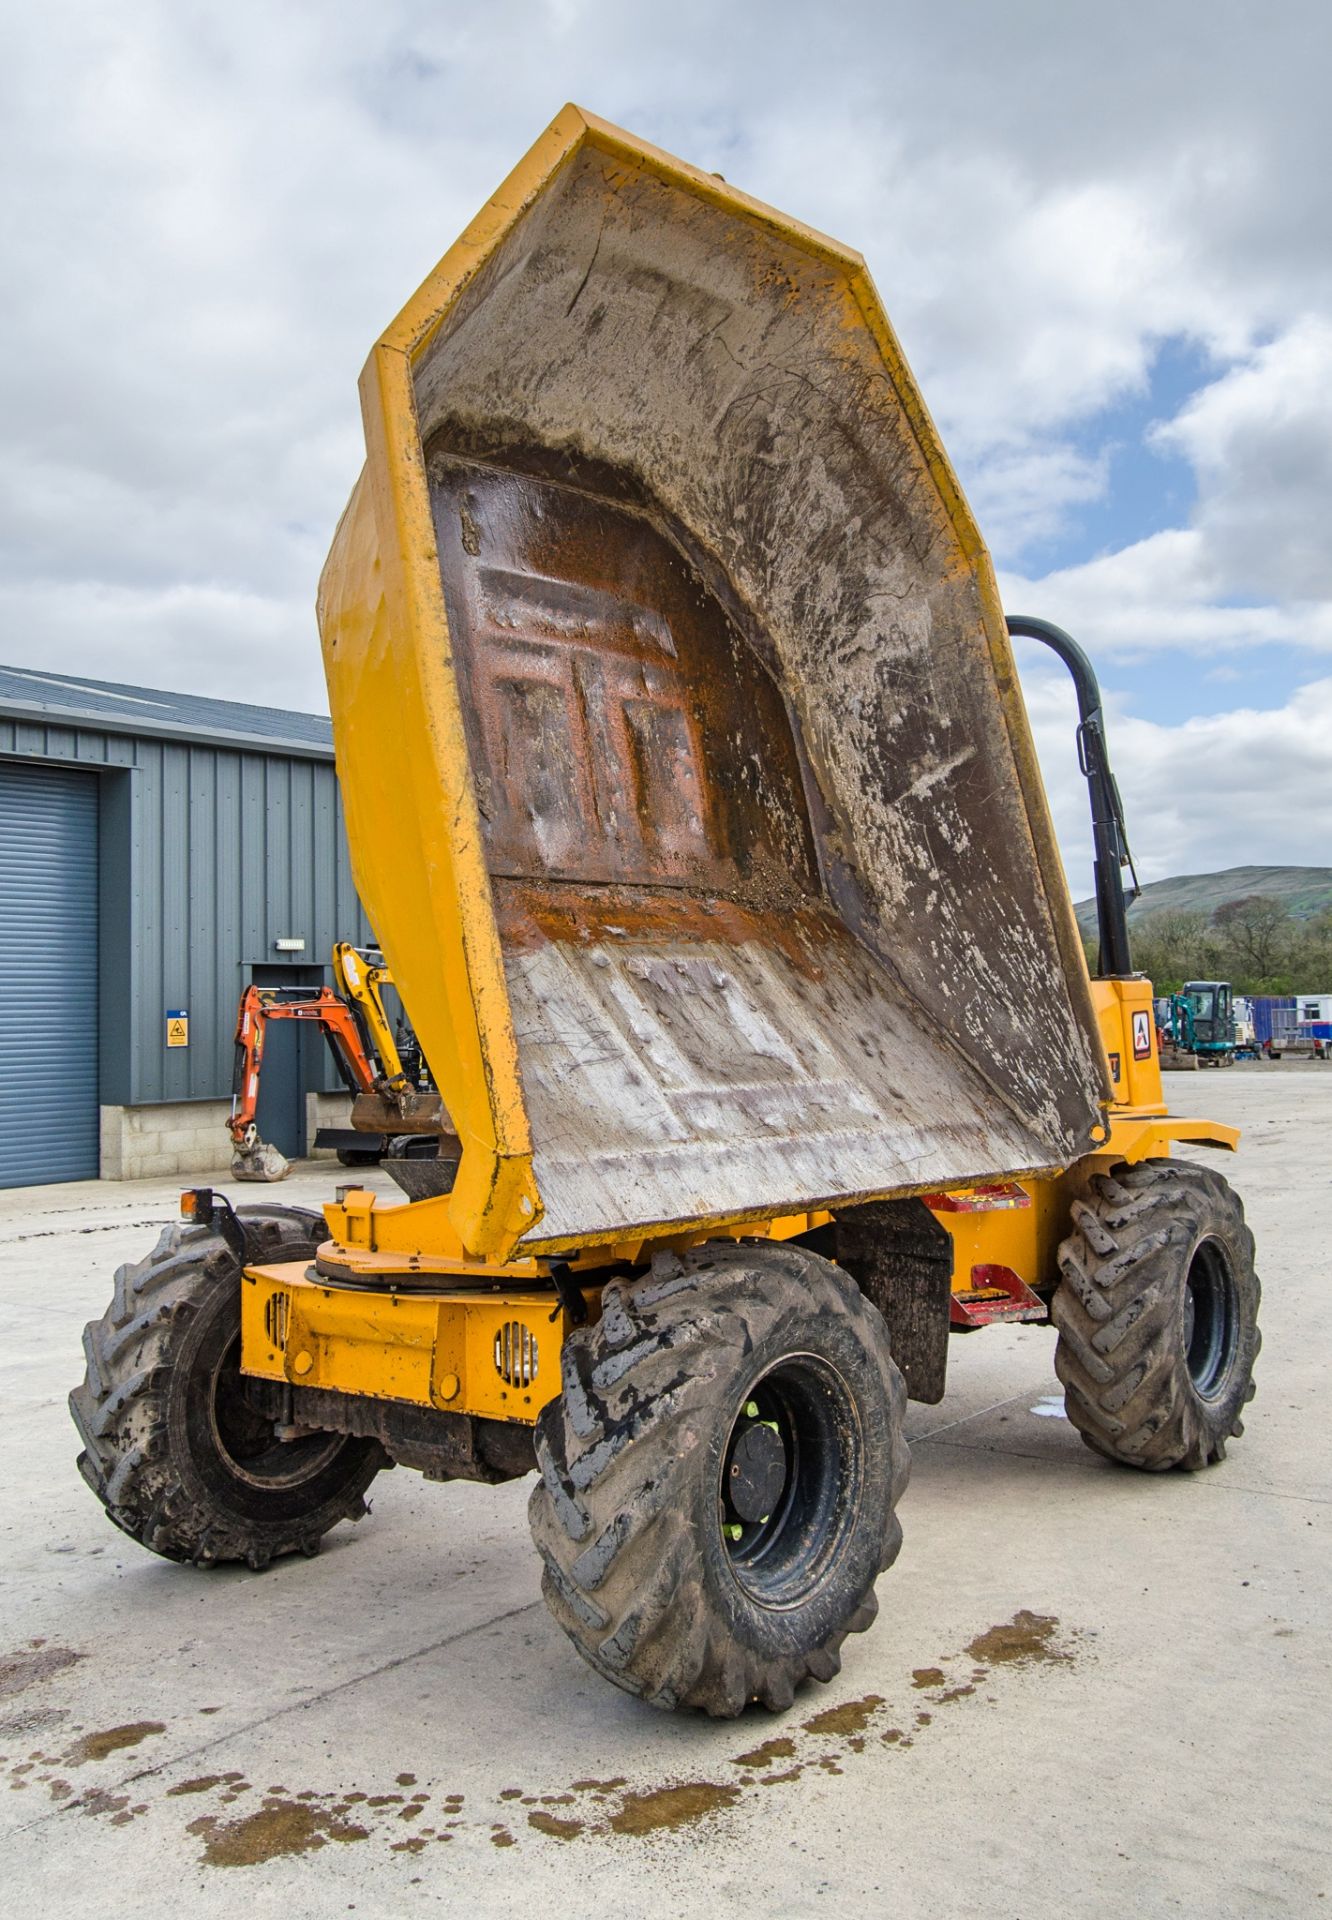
0,1644 -> 84,1700
802,1694 -> 885,1737
527,1809 -> 585,1840
64,1721 -> 166,1765
187,1795 -> 372,1867
608,1782 -> 742,1836
76,1786 -> 150,1827
965,1610 -> 1070,1668
19,1609 -> 1079,1865
0,1704 -> 68,1741
732,1736 -> 796,1769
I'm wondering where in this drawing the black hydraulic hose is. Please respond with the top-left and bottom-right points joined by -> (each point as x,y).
1005,614 -> 1139,978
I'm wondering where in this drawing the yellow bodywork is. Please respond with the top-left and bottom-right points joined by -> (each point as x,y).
251,110 -> 1238,1427
928,978 -> 1236,1296
241,1266 -> 580,1424
331,942 -> 407,1090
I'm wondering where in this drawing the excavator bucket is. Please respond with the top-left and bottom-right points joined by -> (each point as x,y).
231,1141 -> 291,1184
318,107 -> 1109,1262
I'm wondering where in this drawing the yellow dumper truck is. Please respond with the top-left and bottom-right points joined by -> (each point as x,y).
71,108 -> 1259,1718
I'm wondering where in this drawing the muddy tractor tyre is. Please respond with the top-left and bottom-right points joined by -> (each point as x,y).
70,1205 -> 384,1568
529,1241 -> 909,1717
1053,1160 -> 1260,1471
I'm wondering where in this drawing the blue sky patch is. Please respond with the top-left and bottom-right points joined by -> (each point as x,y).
1013,334 -> 1211,575
1103,641 -> 1321,727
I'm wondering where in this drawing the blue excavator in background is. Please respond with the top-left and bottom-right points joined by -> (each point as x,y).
1155,980 -> 1237,1068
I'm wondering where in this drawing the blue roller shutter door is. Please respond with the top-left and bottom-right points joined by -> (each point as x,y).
0,761 -> 100,1186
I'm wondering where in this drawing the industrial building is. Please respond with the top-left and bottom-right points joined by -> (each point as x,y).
0,664 -> 371,1188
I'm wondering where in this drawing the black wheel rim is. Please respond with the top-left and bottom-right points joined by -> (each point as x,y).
1182,1238 -> 1240,1400
719,1354 -> 860,1609
207,1333 -> 343,1490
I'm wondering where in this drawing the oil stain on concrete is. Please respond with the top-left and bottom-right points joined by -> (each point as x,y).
0,1643 -> 84,1700
26,1610 -> 1078,1867
64,1721 -> 166,1764
801,1693 -> 885,1737
965,1609 -> 1070,1667
608,1782 -> 742,1836
187,1796 -> 372,1868
527,1809 -> 585,1840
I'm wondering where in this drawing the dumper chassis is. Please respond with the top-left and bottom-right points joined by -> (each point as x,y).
71,109 -> 1260,1718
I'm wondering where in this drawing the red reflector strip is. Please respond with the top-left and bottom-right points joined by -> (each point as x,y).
922,1182 -> 1032,1212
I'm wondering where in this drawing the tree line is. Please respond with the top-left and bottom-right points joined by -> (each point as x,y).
1083,895 -> 1332,995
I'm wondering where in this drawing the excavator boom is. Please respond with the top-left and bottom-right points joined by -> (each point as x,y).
229,982 -> 383,1181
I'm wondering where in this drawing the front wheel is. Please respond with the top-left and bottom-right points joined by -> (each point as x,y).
1053,1160 -> 1260,1470
529,1242 -> 909,1717
70,1206 -> 384,1567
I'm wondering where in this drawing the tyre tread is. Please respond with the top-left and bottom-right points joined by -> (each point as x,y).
1054,1158 -> 1260,1471
529,1242 -> 909,1716
69,1206 -> 378,1565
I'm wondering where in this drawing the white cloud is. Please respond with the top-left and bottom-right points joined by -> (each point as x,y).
1153,318 -> 1332,602
0,0 -> 1329,891
1001,528 -> 1332,666
958,440 -> 1108,559
1018,663 -> 1332,900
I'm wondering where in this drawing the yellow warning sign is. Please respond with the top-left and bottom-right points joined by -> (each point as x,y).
166,1010 -> 189,1049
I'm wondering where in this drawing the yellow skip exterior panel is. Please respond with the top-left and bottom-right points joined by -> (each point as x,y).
241,1263 -> 574,1424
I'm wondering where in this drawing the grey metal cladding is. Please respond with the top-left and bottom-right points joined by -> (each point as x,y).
0,667 -> 371,1110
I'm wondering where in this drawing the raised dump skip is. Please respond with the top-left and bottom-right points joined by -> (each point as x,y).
318,106 -> 1108,1259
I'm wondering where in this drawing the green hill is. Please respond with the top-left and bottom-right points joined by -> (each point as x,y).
1073,866 -> 1332,936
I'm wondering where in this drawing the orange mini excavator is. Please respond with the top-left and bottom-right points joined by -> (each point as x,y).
227,942 -> 444,1179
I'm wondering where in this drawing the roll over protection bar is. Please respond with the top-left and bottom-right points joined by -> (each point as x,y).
1006,615 -> 1139,979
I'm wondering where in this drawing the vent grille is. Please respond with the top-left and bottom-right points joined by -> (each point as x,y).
264,1292 -> 289,1347
494,1321 -> 539,1388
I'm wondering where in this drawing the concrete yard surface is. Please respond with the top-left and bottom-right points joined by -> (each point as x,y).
1,1068 -> 1328,1917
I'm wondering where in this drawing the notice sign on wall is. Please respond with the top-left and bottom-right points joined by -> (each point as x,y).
166,1009 -> 189,1048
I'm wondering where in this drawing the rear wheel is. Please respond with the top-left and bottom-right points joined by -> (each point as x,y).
70,1206 -> 384,1567
1053,1160 -> 1259,1470
529,1242 -> 909,1716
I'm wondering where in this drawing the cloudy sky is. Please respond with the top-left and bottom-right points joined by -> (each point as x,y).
4,0 -> 1330,896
